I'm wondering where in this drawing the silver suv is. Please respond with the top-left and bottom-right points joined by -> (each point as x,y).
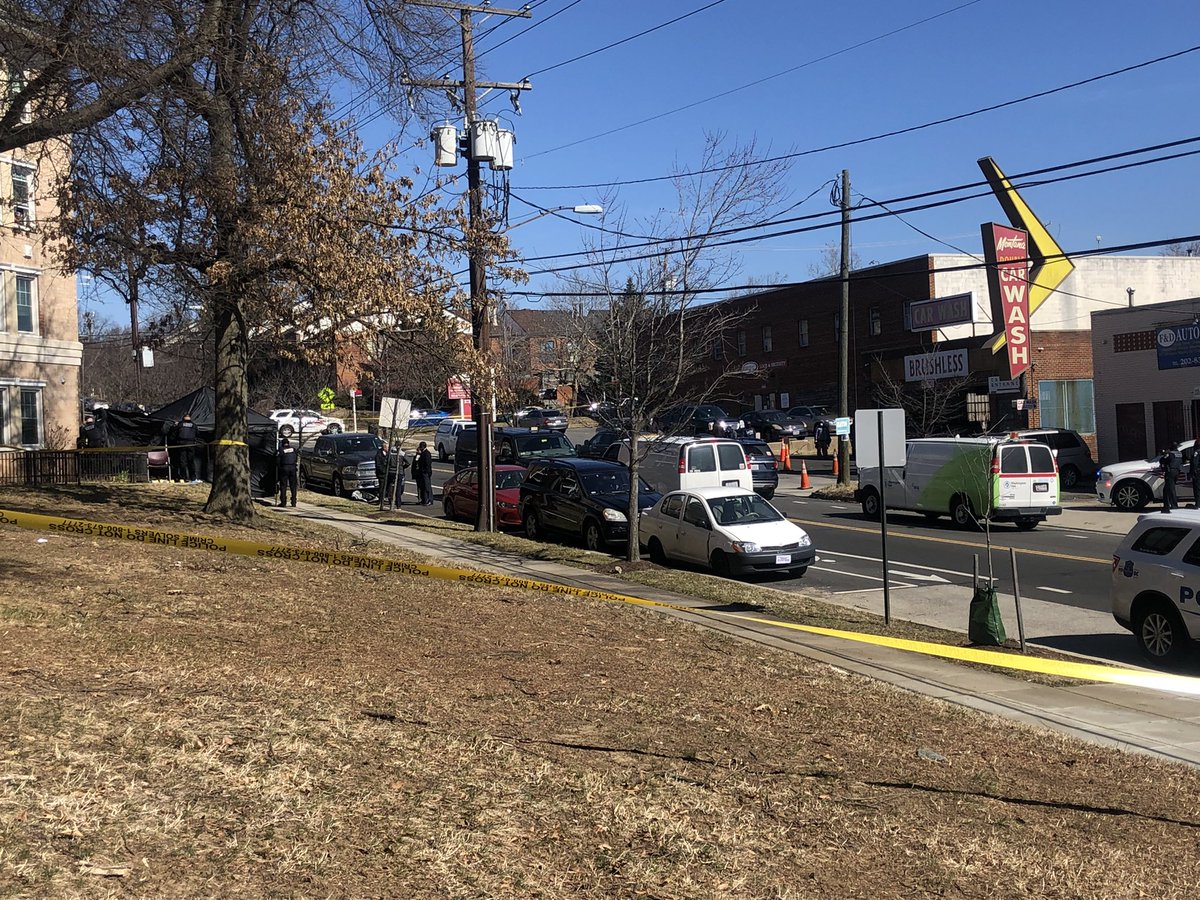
1014,428 -> 1095,490
1111,510 -> 1200,665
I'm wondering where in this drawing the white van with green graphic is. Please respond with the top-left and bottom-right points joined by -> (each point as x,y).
856,437 -> 1061,531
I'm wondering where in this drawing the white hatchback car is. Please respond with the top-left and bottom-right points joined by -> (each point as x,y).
1111,510 -> 1200,665
640,486 -> 814,577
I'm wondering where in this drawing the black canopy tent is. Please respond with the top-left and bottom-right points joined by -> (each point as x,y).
95,388 -> 279,496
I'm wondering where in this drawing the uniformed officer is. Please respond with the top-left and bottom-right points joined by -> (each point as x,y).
277,437 -> 299,507
1160,447 -> 1181,512
176,414 -> 199,482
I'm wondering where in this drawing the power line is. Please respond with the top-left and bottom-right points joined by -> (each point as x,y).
525,0 -> 988,160
476,0 -> 587,60
518,43 -> 1200,190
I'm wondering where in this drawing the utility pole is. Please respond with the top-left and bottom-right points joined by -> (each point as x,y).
408,0 -> 530,532
838,168 -> 851,486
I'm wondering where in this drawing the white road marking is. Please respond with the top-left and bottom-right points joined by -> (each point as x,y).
834,585 -> 917,595
1036,585 -> 1074,595
890,570 -> 950,584
815,549 -> 973,580
812,565 -> 914,588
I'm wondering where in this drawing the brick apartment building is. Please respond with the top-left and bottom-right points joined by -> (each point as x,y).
695,254 -> 1200,453
0,64 -> 81,449
495,309 -> 585,405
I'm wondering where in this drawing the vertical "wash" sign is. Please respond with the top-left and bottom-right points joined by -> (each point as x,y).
981,223 -> 1031,380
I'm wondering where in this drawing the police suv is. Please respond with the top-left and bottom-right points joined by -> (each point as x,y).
1111,510 -> 1200,665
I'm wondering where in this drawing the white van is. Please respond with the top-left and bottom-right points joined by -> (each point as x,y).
855,437 -> 1061,530
618,436 -> 752,495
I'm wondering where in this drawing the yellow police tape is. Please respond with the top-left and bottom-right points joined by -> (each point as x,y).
3,506 -> 1199,695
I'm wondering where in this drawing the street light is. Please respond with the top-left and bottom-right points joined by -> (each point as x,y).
474,202 -> 603,532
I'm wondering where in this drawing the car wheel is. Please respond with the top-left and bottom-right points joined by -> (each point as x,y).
333,475 -> 346,498
443,496 -> 456,521
860,487 -> 881,521
583,519 -> 605,552
648,537 -> 667,565
298,467 -> 308,489
760,488 -> 775,501
327,423 -> 342,434
951,496 -> 978,530
1113,480 -> 1151,511
438,443 -> 448,462
1014,517 -> 1039,531
1134,599 -> 1190,666
280,424 -> 294,437
523,510 -> 542,542
1060,463 -> 1080,490
710,549 -> 731,577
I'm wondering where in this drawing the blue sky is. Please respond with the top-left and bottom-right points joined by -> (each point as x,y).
81,0 -> 1200,322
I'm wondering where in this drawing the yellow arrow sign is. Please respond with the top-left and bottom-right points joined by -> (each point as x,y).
978,157 -> 1076,353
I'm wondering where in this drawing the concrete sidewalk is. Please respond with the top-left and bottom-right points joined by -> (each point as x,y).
279,498 -> 1200,768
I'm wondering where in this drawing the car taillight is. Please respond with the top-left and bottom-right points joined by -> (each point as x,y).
678,452 -> 686,474
991,456 -> 1000,475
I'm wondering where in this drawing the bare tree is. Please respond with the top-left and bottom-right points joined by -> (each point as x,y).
808,241 -> 863,279
1164,241 -> 1200,257
870,357 -> 970,438
552,134 -> 793,562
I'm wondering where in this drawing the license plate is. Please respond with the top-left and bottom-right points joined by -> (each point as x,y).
723,479 -> 740,486
1034,482 -> 1049,492
775,554 -> 791,565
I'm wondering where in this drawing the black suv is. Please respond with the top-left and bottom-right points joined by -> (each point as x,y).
455,427 -> 576,470
519,458 -> 661,552
656,404 -> 742,437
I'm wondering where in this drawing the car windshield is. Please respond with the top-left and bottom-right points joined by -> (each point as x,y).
580,469 -> 654,495
333,435 -> 379,453
706,494 -> 784,526
514,433 -> 575,457
495,470 -> 525,490
741,442 -> 772,456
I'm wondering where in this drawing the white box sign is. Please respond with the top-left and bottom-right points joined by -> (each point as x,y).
854,408 -> 906,469
904,348 -> 968,382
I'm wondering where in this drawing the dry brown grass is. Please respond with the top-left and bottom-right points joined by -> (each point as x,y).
3,484 -> 1200,897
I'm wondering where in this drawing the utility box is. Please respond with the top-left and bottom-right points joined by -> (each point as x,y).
469,119 -> 500,162
432,124 -> 458,167
493,128 -> 515,170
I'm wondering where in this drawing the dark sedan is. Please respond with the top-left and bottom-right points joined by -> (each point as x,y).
736,438 -> 779,500
513,407 -> 569,431
442,464 -> 526,527
741,410 -> 808,441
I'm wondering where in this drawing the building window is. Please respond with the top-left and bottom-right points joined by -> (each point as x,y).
16,274 -> 34,333
19,387 -> 40,446
834,313 -> 841,338
710,339 -> 722,360
1038,379 -> 1095,433
762,325 -> 773,352
11,165 -> 33,226
869,307 -> 882,336
542,339 -> 555,352
797,319 -> 809,348
7,64 -> 31,124
736,329 -> 746,357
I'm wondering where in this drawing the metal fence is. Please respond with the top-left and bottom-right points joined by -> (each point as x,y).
0,450 -> 152,487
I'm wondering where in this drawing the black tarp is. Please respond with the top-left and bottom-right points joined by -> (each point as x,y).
94,387 -> 279,496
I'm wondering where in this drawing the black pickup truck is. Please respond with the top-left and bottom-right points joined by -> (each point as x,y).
299,432 -> 382,496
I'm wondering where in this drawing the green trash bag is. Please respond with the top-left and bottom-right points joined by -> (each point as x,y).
969,585 -> 1007,646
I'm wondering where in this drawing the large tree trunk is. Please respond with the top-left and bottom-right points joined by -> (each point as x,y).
204,295 -> 255,521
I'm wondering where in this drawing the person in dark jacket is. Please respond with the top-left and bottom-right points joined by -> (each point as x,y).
1188,441 -> 1200,509
176,414 -> 199,483
414,441 -> 434,505
1160,447 -> 1181,512
813,420 -> 831,459
78,414 -> 106,449
277,437 -> 299,507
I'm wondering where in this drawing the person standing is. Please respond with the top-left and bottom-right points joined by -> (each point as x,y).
375,440 -> 398,510
394,446 -> 409,506
414,441 -> 434,505
277,437 -> 299,507
177,414 -> 199,483
814,420 -> 831,460
1160,446 -> 1181,513
1191,441 -> 1200,509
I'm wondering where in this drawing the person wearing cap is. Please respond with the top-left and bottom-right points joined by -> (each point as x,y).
414,441 -> 434,505
277,436 -> 299,507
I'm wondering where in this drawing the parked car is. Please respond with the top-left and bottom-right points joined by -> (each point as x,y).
735,438 -> 779,500
785,404 -> 834,434
270,408 -> 345,438
407,408 -> 449,428
1013,428 -> 1096,490
520,458 -> 662,552
1097,440 -> 1196,511
857,437 -> 1061,530
576,429 -> 622,459
741,410 -> 808,441
656,404 -> 743,438
512,407 -> 569,431
298,432 -> 382,496
455,427 -> 577,470
1111,510 -> 1200,665
442,464 -> 526,527
434,418 -> 476,462
640,486 -> 814,578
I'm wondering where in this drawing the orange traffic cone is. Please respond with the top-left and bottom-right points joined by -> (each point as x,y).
800,459 -> 811,490
779,440 -> 791,472
832,453 -> 839,478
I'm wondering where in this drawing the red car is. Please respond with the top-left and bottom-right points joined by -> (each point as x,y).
442,464 -> 526,527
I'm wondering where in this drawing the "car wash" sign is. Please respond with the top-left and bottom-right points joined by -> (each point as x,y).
1156,324 -> 1200,370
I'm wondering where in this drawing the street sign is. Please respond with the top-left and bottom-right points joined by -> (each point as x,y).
380,397 -> 412,431
988,376 -> 1020,394
317,386 -> 335,404
854,408 -> 906,469
1014,398 -> 1038,410
351,389 -> 362,398
834,416 -> 851,437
